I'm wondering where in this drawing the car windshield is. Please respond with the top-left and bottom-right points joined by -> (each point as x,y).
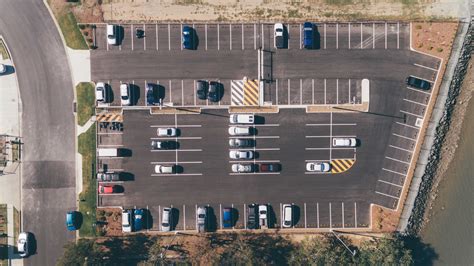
121,95 -> 129,100
260,210 -> 267,214
108,34 -> 114,38
198,214 -> 205,218
276,28 -> 283,32
162,223 -> 169,227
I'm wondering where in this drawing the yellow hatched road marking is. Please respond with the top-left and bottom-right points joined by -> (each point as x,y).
330,159 -> 355,174
243,79 -> 259,106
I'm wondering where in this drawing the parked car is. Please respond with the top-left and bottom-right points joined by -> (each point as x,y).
259,163 -> 281,172
229,150 -> 254,160
182,25 -> 195,49
222,207 -> 233,228
95,82 -> 107,103
332,137 -> 357,147
151,140 -> 176,149
247,204 -> 258,229
302,22 -> 314,49
274,23 -> 285,49
154,164 -> 175,174
97,172 -> 120,182
230,114 -> 254,124
208,81 -> 220,102
197,206 -> 207,233
17,232 -> 32,257
107,24 -> 119,45
162,207 -> 172,231
120,83 -> 131,106
228,126 -> 251,136
196,80 -> 208,100
134,209 -> 144,231
282,204 -> 293,228
229,138 -> 253,148
231,163 -> 254,173
306,162 -> 331,172
122,209 -> 133,233
146,83 -> 156,105
406,76 -> 431,90
258,204 -> 268,228
157,127 -> 177,137
66,211 -> 79,231
98,184 -> 116,194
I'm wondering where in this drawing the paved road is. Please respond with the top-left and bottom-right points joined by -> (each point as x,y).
0,1 -> 76,265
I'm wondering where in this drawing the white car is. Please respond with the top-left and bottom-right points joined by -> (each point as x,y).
0,63 -> 6,74
332,137 -> 357,147
258,204 -> 267,219
162,207 -> 172,232
122,210 -> 132,233
306,162 -> 331,172
229,114 -> 254,124
155,165 -> 175,174
228,126 -> 251,136
157,128 -> 177,137
17,232 -> 31,257
231,163 -> 253,173
274,23 -> 284,49
120,83 -> 131,106
95,82 -> 106,103
282,204 -> 293,228
107,24 -> 118,45
229,150 -> 254,160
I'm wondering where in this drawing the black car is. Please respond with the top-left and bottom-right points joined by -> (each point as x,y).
146,83 -> 156,105
196,80 -> 208,100
406,76 -> 431,90
208,81 -> 220,102
151,140 -> 177,150
247,204 -> 258,229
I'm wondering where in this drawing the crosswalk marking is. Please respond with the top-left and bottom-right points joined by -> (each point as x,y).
231,79 -> 259,106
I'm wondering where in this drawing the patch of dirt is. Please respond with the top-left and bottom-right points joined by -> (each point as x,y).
48,0 -> 104,23
98,207 -> 123,236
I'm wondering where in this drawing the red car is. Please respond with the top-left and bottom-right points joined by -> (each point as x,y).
98,184 -> 115,194
259,163 -> 281,172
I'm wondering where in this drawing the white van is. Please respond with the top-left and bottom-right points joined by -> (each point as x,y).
122,209 -> 132,233
229,114 -> 254,124
98,148 -> 119,157
162,207 -> 172,232
228,126 -> 251,136
107,24 -> 118,45
282,204 -> 293,228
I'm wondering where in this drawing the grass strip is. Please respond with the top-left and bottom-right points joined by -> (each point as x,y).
57,11 -> 88,50
78,124 -> 97,237
76,82 -> 95,126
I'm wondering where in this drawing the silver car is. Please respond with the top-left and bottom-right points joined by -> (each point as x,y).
197,206 -> 207,233
229,150 -> 254,160
157,127 -> 177,137
332,137 -> 357,147
120,83 -> 131,106
162,207 -> 172,232
17,232 -> 31,257
231,163 -> 253,173
306,162 -> 331,172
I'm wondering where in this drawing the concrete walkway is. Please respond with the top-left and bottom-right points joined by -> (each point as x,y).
67,47 -> 91,86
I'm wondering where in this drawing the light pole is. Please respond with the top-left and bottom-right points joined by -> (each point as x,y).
330,230 -> 357,256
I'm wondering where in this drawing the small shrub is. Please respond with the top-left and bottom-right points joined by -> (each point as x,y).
97,210 -> 106,217
428,46 -> 433,50
437,47 -> 443,52
415,24 -> 422,30
87,38 -> 93,43
79,24 -> 86,30
83,31 -> 89,36
417,43 -> 423,48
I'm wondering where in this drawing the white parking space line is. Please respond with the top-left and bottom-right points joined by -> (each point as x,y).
131,24 -> 134,50
342,202 -> 344,228
168,80 -> 172,103
151,173 -> 203,177
183,205 -> 186,230
324,24 -> 326,49
306,135 -> 356,138
241,24 -> 244,50
106,27 -> 109,51
229,24 -> 232,50
329,112 -> 333,159
254,24 -> 256,50
336,23 -> 338,49
406,86 -> 432,95
306,123 -> 357,126
288,79 -> 290,104
393,133 -> 416,141
252,148 -> 280,151
205,24 -> 208,50
372,23 -> 375,49
168,23 -> 171,50
385,22 -> 387,49
98,144 -> 124,147
218,23 -> 220,50
348,79 -> 351,103
118,24 -> 122,51
279,203 -> 283,229
156,23 -> 159,50
329,202 -> 332,229
150,124 -> 201,128
253,124 -> 280,127
360,23 -> 363,49
299,23 -> 302,49
354,202 -> 357,227
181,80 -> 184,106
229,136 -> 279,139
306,147 -> 355,151
261,24 -> 264,49
324,79 -> 327,104
143,23 -> 146,50
193,80 -> 197,106
410,74 -> 435,83
389,145 -> 413,153
375,191 -> 399,200
97,132 -> 123,135
151,161 -> 202,164
378,179 -> 403,188
396,122 -> 420,130
229,160 -> 280,163
316,203 -> 320,228
158,206 -> 161,230
180,24 -> 183,51
382,167 -> 406,176
312,79 -> 315,104
276,79 -> 279,104
243,203 -> 247,229
151,137 -> 202,140
385,156 -> 410,165
348,23 -> 351,49
219,204 -> 222,230
336,79 -> 339,104
400,110 -> 423,118
414,63 -> 438,72
304,203 -> 307,228
404,98 -> 427,107
151,149 -> 203,152
300,79 -> 303,104
287,24 -> 290,49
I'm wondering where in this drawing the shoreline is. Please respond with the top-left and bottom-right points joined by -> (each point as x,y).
420,60 -> 473,230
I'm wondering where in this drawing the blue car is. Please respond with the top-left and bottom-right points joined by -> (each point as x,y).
66,211 -> 78,231
134,209 -> 144,231
182,26 -> 194,49
303,22 -> 314,49
222,207 -> 233,228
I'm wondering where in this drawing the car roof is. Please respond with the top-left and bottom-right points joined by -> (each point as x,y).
304,22 -> 312,27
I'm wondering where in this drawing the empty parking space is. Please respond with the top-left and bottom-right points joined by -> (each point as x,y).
337,23 -> 350,49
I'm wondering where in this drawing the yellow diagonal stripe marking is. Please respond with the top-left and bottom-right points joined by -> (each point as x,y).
331,162 -> 343,172
340,160 -> 352,168
334,160 -> 348,171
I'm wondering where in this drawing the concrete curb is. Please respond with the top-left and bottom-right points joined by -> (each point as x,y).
397,19 -> 472,233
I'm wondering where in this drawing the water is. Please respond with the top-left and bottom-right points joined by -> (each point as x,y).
421,100 -> 474,265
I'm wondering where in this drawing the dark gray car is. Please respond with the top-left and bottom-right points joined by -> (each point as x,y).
229,138 -> 253,148
97,172 -> 121,182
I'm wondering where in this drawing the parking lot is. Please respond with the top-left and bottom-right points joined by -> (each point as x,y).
92,21 -> 441,231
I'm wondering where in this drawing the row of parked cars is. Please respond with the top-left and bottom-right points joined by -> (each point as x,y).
95,82 -> 163,106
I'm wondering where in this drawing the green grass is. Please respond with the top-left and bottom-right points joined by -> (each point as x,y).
57,11 -> 88,50
0,40 -> 10,60
76,82 -> 95,126
78,124 -> 97,237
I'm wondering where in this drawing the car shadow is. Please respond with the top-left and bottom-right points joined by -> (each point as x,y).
254,115 -> 266,124
118,26 -> 125,45
105,83 -> 114,103
129,83 -> 140,105
75,211 -> 84,229
283,25 -> 289,49
120,172 -> 135,181
250,127 -> 258,136
143,209 -> 154,230
118,148 -> 132,157
174,165 -> 184,174
207,207 -> 218,232
171,208 -> 180,231
267,205 -> 277,228
314,25 -> 321,50
292,205 -> 301,226
193,28 -> 199,50
231,208 -> 239,227
113,185 -> 124,193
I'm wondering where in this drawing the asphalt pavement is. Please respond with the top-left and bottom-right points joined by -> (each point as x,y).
0,1 -> 76,265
